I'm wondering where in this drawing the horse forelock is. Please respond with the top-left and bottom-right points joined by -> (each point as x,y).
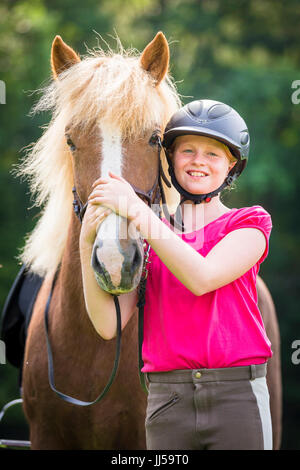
14,41 -> 181,276
53,49 -> 180,139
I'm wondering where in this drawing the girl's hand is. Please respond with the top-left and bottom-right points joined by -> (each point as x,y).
79,202 -> 112,247
88,171 -> 144,220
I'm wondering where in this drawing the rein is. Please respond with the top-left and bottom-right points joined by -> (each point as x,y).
44,269 -> 122,406
44,136 -> 170,405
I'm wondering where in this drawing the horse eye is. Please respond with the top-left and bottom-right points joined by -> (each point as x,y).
149,130 -> 161,147
66,135 -> 76,152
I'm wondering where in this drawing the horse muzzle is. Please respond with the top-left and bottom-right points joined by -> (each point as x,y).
91,213 -> 144,294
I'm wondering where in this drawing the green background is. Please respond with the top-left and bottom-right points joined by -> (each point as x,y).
0,0 -> 299,450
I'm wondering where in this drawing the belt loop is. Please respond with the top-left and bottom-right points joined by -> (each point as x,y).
250,365 -> 256,380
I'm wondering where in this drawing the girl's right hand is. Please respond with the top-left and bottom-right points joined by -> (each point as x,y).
79,202 -> 112,247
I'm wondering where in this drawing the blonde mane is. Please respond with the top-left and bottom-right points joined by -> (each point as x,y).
13,41 -> 181,277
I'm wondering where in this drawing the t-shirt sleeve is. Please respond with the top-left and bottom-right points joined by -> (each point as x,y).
226,205 -> 272,264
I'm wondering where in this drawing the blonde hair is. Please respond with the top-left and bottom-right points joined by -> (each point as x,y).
220,142 -> 237,164
12,41 -> 181,277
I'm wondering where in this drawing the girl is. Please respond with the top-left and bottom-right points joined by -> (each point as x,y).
80,99 -> 273,450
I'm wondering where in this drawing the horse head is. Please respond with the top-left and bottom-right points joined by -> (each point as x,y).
50,33 -> 180,294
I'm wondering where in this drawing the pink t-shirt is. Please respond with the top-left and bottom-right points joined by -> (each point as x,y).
142,205 -> 273,372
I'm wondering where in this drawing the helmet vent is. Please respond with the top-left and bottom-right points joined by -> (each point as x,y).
187,100 -> 203,117
207,103 -> 231,119
240,131 -> 249,145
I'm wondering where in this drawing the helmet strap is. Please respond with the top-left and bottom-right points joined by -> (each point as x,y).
167,163 -> 236,232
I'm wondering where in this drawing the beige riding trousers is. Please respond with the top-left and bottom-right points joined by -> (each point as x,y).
145,363 -> 272,450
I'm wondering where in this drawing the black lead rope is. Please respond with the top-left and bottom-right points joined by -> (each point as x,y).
44,264 -> 122,406
137,244 -> 151,395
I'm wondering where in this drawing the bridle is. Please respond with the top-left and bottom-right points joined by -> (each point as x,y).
71,164 -> 162,223
44,131 -> 175,405
71,132 -> 176,223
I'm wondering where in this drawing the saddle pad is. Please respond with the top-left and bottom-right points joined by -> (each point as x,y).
1,264 -> 43,368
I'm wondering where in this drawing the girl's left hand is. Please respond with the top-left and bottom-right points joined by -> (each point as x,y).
88,171 -> 143,220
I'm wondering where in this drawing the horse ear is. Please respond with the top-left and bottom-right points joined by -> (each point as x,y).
140,32 -> 169,86
51,35 -> 81,79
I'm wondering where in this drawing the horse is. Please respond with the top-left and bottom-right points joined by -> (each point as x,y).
16,32 -> 180,450
13,32 -> 281,449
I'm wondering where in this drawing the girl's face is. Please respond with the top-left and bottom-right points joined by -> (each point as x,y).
171,135 -> 237,195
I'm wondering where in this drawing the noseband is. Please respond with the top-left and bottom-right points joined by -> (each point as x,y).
44,133 -> 173,405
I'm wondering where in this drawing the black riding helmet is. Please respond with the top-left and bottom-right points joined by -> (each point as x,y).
162,99 -> 250,205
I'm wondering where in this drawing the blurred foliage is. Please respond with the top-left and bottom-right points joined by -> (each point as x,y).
0,0 -> 299,449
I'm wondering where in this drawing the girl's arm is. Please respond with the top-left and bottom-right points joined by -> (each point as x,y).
132,205 -> 266,296
88,172 -> 266,297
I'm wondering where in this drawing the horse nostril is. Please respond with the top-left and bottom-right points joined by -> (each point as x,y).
132,246 -> 142,272
91,246 -> 104,275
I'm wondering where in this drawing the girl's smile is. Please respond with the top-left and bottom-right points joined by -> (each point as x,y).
186,170 -> 209,178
